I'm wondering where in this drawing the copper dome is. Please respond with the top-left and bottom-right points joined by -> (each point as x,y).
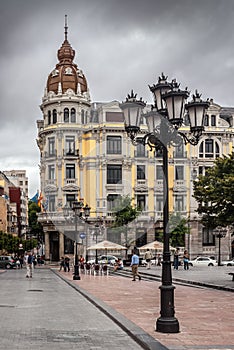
47,38 -> 88,94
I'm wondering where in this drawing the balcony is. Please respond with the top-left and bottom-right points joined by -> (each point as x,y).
173,151 -> 187,159
63,149 -> 79,158
64,178 -> 77,185
44,150 -> 57,158
173,180 -> 187,192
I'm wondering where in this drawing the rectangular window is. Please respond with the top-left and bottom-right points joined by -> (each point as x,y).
174,143 -> 184,157
107,194 -> 120,211
66,164 -> 75,179
137,195 -> 146,211
205,139 -> 214,157
107,136 -> 122,154
137,165 -> 145,180
48,137 -> 55,156
107,227 -> 121,244
48,195 -> 55,212
204,114 -> 209,126
64,234 -> 74,254
136,138 -> 146,157
136,228 -> 147,247
175,165 -> 184,180
202,227 -> 215,246
156,165 -> 164,180
174,195 -> 185,211
48,165 -> 55,180
211,115 -> 216,126
156,195 -> 164,211
65,136 -> 75,155
107,165 -> 122,184
66,194 -> 76,208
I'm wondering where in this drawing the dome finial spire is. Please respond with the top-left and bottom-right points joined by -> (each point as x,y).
64,14 -> 68,41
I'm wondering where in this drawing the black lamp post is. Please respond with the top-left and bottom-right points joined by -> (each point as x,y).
92,216 -> 104,264
212,226 -> 227,266
83,204 -> 91,263
120,73 -> 209,333
72,201 -> 84,280
64,201 -> 91,279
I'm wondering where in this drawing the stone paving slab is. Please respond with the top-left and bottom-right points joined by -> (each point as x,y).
56,267 -> 234,350
0,268 -> 154,350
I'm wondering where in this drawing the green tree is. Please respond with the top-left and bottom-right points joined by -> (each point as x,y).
193,153 -> 234,228
111,195 -> 141,253
169,213 -> 188,247
28,201 -> 43,240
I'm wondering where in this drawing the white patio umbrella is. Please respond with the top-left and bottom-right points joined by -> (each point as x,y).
87,240 -> 127,251
138,240 -> 176,252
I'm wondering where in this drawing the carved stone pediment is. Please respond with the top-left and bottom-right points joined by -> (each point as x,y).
62,184 -> 80,192
45,184 -> 57,193
134,185 -> 148,193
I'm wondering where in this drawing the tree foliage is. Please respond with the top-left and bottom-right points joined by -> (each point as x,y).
169,213 -> 188,247
193,153 -> 234,228
28,201 -> 43,239
111,195 -> 141,249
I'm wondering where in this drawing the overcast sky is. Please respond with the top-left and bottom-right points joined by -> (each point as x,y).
1,0 -> 234,197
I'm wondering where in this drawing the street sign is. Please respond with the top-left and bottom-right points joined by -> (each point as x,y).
80,232 -> 86,239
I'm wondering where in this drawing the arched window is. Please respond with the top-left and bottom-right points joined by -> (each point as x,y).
71,108 -> 76,123
64,108 -> 69,122
81,110 -> 85,124
52,109 -> 57,124
199,139 -> 220,158
85,111 -> 88,124
48,111 -> 51,125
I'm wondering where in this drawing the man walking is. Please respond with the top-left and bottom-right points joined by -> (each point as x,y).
25,251 -> 33,278
144,249 -> 153,269
130,250 -> 141,281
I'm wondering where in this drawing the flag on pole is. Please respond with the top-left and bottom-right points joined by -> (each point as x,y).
38,192 -> 43,208
30,191 -> 39,203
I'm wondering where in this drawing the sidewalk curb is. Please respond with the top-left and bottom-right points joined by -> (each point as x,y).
52,269 -> 169,350
124,268 -> 234,292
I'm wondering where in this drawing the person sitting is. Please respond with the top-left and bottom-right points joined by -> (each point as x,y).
114,258 -> 123,271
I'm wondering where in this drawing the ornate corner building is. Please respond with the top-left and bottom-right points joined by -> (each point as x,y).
37,24 -> 234,262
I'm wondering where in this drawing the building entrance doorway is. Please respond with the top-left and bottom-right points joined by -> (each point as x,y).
49,232 -> 59,261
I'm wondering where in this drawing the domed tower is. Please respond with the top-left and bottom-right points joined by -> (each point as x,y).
37,17 -> 91,261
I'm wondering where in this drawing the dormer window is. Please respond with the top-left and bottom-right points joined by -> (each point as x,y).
65,67 -> 73,75
211,115 -> 216,126
52,69 -> 59,77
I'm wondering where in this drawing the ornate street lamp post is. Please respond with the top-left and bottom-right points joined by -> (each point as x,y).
72,201 -> 90,280
92,216 -> 105,264
120,73 -> 209,333
212,226 -> 227,266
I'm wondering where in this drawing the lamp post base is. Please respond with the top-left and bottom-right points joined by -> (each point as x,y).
156,317 -> 180,333
73,264 -> 80,280
73,275 -> 80,280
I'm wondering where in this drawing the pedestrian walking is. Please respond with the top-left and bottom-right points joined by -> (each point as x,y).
157,254 -> 162,266
174,248 -> 179,270
25,251 -> 33,278
59,257 -> 65,271
183,250 -> 189,270
130,250 -> 141,281
144,249 -> 153,269
64,256 -> 70,272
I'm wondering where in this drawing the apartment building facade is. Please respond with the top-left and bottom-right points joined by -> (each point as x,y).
37,26 -> 234,261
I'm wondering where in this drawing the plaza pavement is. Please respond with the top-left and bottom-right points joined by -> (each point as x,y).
0,265 -> 233,350
56,264 -> 234,350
